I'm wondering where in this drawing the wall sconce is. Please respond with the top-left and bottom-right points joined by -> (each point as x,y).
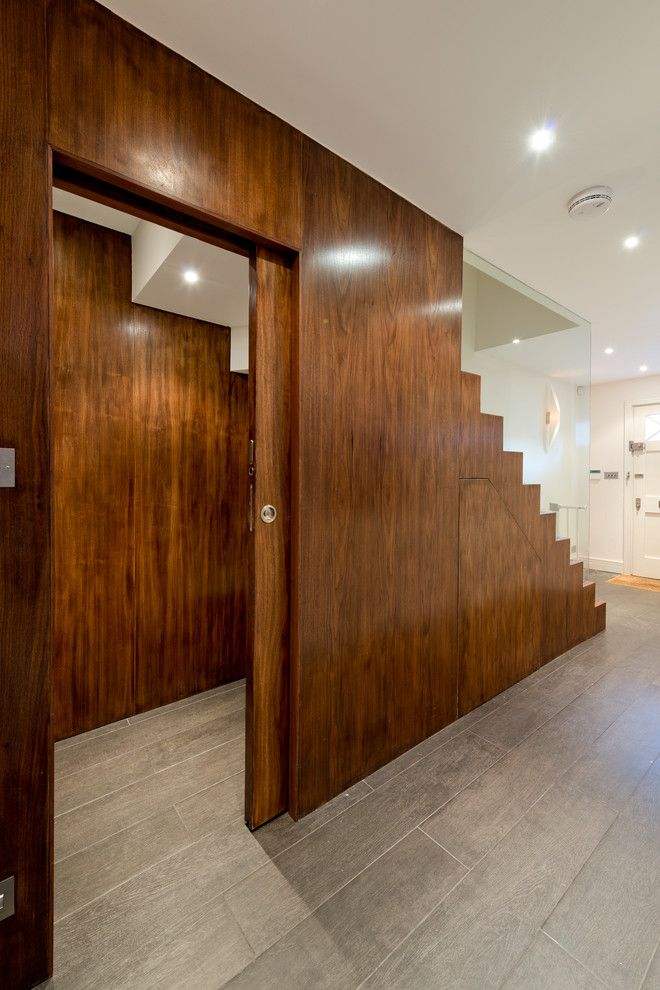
545,386 -> 560,450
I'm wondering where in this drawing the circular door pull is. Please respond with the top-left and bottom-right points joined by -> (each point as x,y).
260,504 -> 277,524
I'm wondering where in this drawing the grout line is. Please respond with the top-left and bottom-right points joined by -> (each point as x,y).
54,698 -> 246,783
54,732 -> 245,818
55,768 -> 246,864
126,680 -> 246,725
637,932 -> 660,990
55,807 -> 247,925
540,931 -> 613,989
416,826 -> 470,871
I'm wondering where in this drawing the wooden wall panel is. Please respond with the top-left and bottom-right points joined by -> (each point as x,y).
52,213 -> 136,738
293,140 -> 463,815
0,1 -> 51,985
245,248 -> 293,828
134,304 -> 246,711
459,369 -> 605,707
2,1 -> 608,978
47,0 -> 303,251
52,214 -> 248,735
458,479 -> 542,714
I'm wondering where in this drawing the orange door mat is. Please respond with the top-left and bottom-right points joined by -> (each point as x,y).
608,574 -> 660,593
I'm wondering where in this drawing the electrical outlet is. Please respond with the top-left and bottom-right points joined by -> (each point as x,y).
0,876 -> 15,921
604,471 -> 619,480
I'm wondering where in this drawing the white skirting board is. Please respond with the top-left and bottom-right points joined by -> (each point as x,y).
588,557 -> 623,574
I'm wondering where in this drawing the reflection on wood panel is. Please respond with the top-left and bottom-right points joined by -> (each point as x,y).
52,213 -> 247,738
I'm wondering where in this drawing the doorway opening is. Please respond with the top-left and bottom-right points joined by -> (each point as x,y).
49,165 -> 294,956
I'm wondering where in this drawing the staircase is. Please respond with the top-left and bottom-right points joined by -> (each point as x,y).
458,371 -> 605,716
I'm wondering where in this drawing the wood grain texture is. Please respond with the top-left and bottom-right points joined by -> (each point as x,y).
0,2 -> 51,985
458,479 -> 542,714
47,0 -> 303,251
52,214 -> 248,736
293,139 -> 463,815
459,370 -> 604,701
52,213 -> 136,738
245,247 -> 293,828
134,302 -> 246,711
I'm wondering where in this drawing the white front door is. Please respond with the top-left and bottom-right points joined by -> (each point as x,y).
632,402 -> 660,579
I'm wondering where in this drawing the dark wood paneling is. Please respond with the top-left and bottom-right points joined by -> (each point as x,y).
52,213 -> 136,738
458,480 -> 542,714
293,140 -> 463,815
2,1 -> 608,978
52,214 -> 248,735
0,1 -> 51,985
134,302 -> 246,711
47,0 -> 303,251
459,369 -> 604,693
245,247 -> 293,828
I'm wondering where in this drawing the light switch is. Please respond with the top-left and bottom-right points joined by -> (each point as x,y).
0,876 -> 15,921
0,448 -> 15,488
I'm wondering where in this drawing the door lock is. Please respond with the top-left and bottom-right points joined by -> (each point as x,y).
636,497 -> 642,510
260,504 -> 277,524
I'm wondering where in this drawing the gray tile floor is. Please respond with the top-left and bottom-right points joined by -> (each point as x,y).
47,572 -> 660,989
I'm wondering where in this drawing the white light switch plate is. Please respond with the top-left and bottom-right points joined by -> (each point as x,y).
0,448 -> 15,488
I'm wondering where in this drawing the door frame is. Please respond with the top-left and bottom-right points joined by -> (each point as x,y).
50,149 -> 296,829
623,398 -> 660,575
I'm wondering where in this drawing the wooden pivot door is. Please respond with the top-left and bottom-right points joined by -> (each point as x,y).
245,246 -> 295,829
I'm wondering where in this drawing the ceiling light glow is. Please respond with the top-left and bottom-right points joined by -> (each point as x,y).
183,268 -> 200,284
528,125 -> 555,153
512,337 -> 521,344
604,347 -> 614,355
623,235 -> 640,250
640,364 -> 648,372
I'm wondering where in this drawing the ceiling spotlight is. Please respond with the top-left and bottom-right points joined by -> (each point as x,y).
604,347 -> 614,355
529,125 -> 555,153
512,337 -> 521,344
183,269 -> 200,284
623,235 -> 640,250
640,364 -> 648,372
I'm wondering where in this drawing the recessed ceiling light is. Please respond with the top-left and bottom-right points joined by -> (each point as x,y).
528,125 -> 555,153
640,364 -> 648,372
604,347 -> 614,355
183,269 -> 200,284
623,235 -> 640,250
512,337 -> 521,344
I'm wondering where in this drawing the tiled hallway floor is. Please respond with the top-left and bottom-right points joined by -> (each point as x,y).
49,573 -> 660,989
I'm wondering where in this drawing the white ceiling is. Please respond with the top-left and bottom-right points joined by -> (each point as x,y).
136,236 -> 248,328
52,188 -> 250,369
53,188 -> 249,328
98,0 -> 660,384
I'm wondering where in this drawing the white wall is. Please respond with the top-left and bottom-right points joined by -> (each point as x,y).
590,374 -> 660,572
462,265 -> 590,556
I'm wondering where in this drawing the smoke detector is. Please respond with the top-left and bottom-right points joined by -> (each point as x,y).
567,186 -> 613,219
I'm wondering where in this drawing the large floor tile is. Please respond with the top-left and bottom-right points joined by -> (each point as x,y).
56,707 -> 244,815
226,828 -> 466,989
54,819 -> 268,988
558,685 -> 660,809
55,741 -> 244,860
422,695 -> 621,866
500,932 -> 607,989
224,732 -> 502,955
361,781 -> 616,990
55,684 -> 245,779
544,758 -> 660,989
55,807 -> 191,921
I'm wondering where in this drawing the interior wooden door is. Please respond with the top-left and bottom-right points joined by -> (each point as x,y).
245,246 -> 294,828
